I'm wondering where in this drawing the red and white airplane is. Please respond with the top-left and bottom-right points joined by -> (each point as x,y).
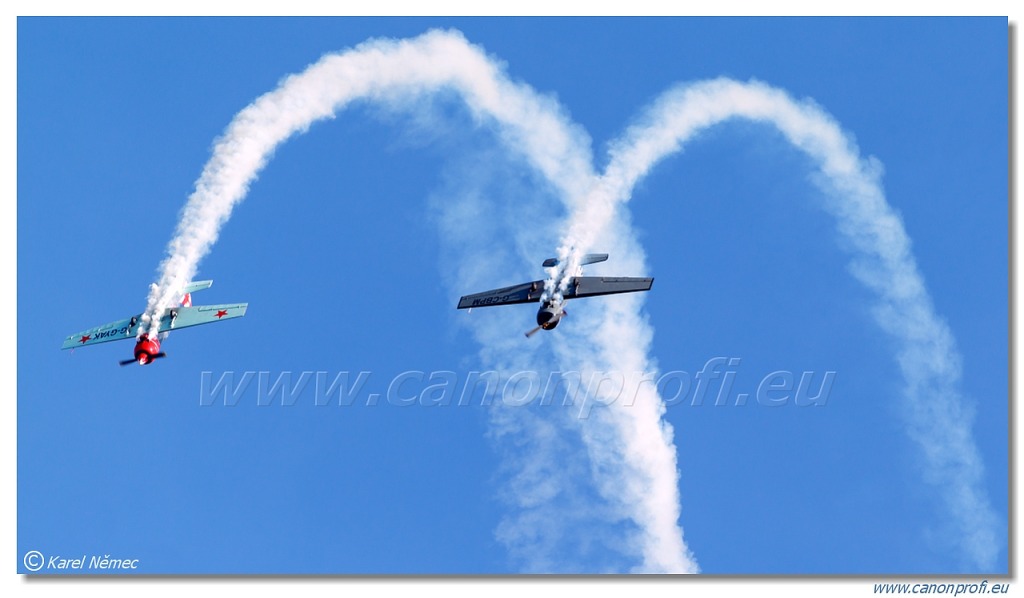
60,280 -> 247,366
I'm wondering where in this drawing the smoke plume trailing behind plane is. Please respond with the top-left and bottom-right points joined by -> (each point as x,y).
139,29 -> 999,571
559,77 -> 1002,571
138,29 -> 694,573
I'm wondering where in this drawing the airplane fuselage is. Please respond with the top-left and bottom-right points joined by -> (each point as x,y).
536,300 -> 564,330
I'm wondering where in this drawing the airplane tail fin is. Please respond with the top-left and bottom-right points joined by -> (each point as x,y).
181,293 -> 192,307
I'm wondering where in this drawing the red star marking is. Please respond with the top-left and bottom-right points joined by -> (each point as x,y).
215,310 -> 228,319
78,335 -> 91,344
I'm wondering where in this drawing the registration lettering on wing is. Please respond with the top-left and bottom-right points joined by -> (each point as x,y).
472,294 -> 516,307
88,326 -> 131,341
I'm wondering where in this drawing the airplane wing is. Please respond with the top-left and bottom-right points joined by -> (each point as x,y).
156,303 -> 248,332
457,280 -> 545,309
562,276 -> 654,299
61,316 -> 142,350
60,303 -> 248,350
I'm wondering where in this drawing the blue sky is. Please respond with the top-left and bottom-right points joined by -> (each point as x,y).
14,16 -> 1008,580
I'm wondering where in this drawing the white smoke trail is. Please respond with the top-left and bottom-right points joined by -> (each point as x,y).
137,26 -> 999,572
559,77 -> 1001,571
140,29 -> 695,572
140,29 -> 595,336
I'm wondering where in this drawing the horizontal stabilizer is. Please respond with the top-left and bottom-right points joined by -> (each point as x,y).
182,280 -> 213,294
542,253 -> 609,268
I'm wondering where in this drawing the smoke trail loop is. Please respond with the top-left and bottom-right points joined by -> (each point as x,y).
138,32 -> 999,572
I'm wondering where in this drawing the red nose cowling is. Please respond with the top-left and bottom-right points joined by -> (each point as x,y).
133,335 -> 161,365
